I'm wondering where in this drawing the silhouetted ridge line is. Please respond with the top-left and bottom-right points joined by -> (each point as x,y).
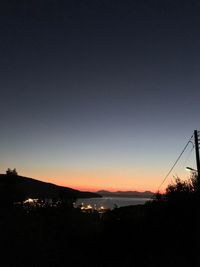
96,190 -> 154,198
0,174 -> 101,202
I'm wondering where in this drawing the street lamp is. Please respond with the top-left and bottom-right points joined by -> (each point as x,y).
186,167 -> 197,172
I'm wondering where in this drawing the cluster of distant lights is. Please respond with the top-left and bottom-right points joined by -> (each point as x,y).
18,199 -> 109,213
14,198 -> 60,209
24,198 -> 38,204
77,203 -> 109,213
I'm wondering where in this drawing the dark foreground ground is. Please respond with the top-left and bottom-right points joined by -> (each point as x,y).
1,199 -> 200,267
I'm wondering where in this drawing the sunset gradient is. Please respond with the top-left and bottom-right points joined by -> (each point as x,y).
0,1 -> 199,192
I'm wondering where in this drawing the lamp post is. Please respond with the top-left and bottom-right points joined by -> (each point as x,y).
186,167 -> 197,172
194,130 -> 200,183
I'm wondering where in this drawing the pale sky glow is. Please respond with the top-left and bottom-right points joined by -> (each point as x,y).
0,130 -> 196,192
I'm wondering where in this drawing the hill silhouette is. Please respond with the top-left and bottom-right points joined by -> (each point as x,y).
96,190 -> 154,198
0,174 -> 101,203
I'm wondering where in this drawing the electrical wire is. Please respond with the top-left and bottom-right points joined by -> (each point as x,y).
180,145 -> 195,172
171,142 -> 195,180
156,134 -> 194,193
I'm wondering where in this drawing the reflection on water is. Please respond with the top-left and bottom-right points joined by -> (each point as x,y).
74,197 -> 151,210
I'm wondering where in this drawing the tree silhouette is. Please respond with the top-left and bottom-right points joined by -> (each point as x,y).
6,168 -> 18,175
165,174 -> 199,202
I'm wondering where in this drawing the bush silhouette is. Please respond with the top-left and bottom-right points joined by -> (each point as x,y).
165,173 -> 199,202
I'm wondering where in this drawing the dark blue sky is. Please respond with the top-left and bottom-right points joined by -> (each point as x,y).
0,0 -> 199,191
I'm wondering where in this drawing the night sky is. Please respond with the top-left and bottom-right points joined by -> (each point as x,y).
0,0 -> 199,191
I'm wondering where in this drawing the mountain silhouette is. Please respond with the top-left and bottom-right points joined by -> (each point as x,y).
96,190 -> 154,198
0,174 -> 101,203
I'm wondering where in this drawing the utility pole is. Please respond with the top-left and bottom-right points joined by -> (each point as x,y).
194,130 -> 200,183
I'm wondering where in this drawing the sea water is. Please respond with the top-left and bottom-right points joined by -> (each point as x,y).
74,197 -> 151,209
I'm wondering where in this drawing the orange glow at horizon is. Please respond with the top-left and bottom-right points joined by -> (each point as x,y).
14,166 -> 169,193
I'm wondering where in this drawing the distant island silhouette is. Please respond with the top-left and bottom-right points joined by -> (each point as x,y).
96,190 -> 154,198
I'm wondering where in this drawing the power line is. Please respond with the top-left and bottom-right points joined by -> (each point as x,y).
179,144 -> 195,173
172,141 -> 195,179
156,134 -> 194,192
